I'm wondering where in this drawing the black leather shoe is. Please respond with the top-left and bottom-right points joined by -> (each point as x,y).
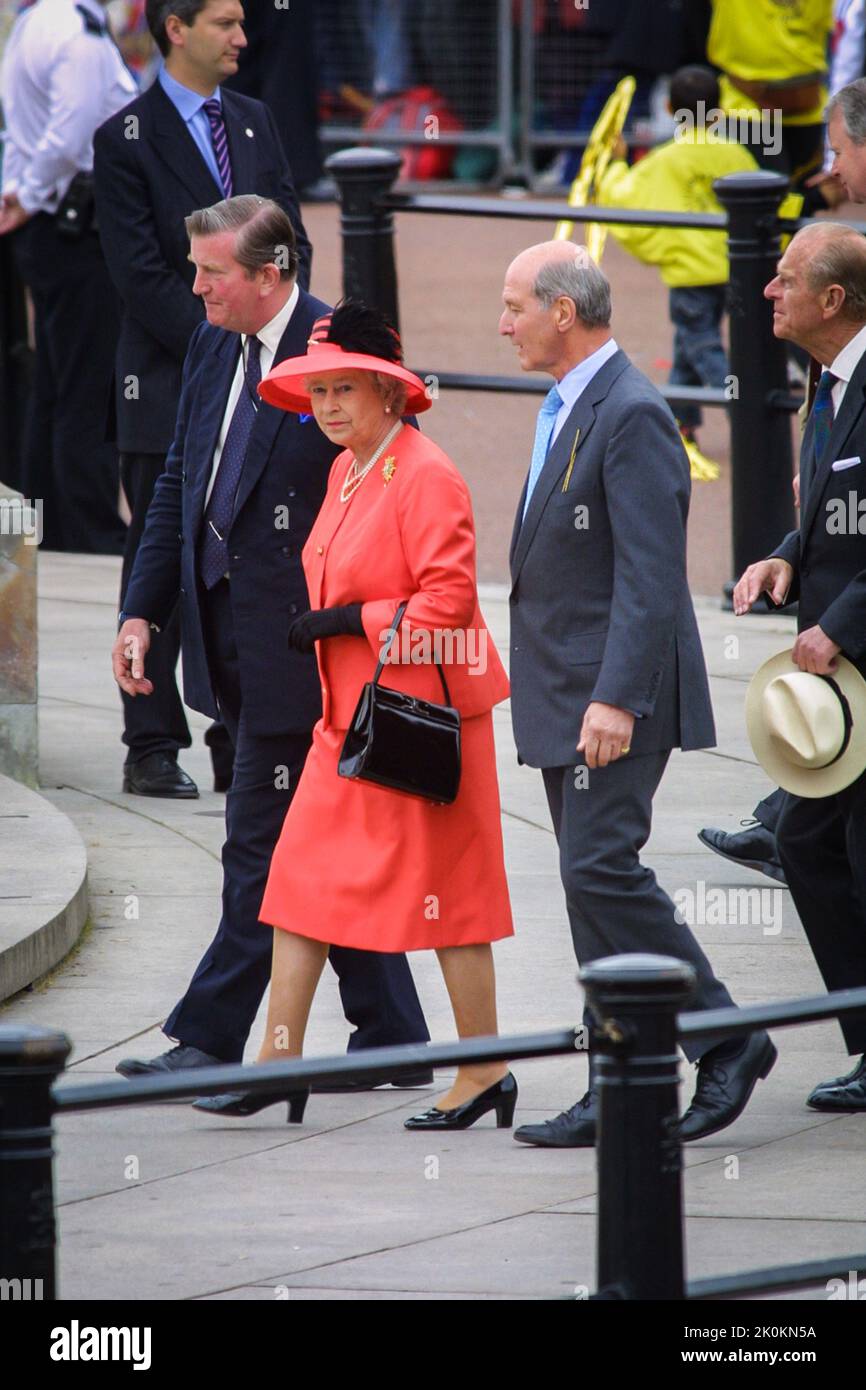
116,1043 -> 225,1078
313,1066 -> 434,1093
513,1089 -> 597,1148
404,1073 -> 517,1130
677,1032 -> 777,1141
193,1087 -> 309,1123
697,822 -> 786,884
123,753 -> 199,799
806,1054 -> 866,1111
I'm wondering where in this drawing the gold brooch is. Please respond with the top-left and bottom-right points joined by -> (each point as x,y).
382,456 -> 397,485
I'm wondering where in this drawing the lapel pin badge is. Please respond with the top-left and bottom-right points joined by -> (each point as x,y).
245,128 -> 254,138
382,456 -> 397,485
298,412 -> 312,423
561,427 -> 581,491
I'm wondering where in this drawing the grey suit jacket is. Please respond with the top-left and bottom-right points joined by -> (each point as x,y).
508,348 -> 716,768
770,347 -> 866,673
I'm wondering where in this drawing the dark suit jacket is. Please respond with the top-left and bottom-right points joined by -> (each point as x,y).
508,348 -> 716,768
93,80 -> 312,455
771,346 -> 866,672
122,288 -> 339,736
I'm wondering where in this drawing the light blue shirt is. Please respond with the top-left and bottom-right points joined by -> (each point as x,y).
550,337 -> 620,446
158,65 -> 224,193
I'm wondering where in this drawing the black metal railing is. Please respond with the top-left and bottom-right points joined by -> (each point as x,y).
324,149 -> 825,605
3,954 -> 866,1301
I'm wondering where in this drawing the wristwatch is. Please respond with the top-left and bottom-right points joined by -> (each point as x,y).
118,610 -> 161,633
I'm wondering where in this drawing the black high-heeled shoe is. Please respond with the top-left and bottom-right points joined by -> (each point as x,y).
192,1087 -> 309,1123
403,1072 -> 517,1130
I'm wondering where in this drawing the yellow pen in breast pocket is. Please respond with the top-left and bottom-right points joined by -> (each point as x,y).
560,427 -> 581,491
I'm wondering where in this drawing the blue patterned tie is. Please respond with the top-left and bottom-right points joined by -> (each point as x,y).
812,370 -> 837,471
203,97 -> 233,197
199,337 -> 262,590
522,385 -> 564,520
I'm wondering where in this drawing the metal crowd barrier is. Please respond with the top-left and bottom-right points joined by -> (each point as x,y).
2,954 -> 866,1300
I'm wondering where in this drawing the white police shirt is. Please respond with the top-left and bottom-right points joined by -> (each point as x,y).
0,0 -> 136,214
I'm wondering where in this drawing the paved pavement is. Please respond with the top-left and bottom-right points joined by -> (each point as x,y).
2,552 -> 864,1301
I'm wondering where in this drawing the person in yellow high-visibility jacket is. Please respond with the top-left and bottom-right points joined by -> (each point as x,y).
708,0 -> 834,195
597,66 -> 801,465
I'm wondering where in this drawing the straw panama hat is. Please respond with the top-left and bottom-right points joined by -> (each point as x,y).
745,649 -> 866,797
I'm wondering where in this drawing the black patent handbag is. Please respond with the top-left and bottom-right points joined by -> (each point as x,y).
338,602 -> 462,804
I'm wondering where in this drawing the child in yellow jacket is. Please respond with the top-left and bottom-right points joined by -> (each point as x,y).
598,66 -> 800,470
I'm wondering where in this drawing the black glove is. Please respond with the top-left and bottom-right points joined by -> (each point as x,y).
287,604 -> 365,653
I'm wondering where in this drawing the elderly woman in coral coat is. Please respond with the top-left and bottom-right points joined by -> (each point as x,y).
195,301 -> 516,1132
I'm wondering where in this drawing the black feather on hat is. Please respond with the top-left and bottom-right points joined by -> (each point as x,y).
310,298 -> 403,364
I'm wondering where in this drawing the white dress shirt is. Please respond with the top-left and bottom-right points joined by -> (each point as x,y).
550,337 -> 620,446
826,321 -> 866,413
204,283 -> 300,508
0,0 -> 137,213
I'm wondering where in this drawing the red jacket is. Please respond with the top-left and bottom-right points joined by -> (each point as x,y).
303,424 -> 509,731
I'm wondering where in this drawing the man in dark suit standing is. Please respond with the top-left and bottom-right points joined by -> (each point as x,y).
500,240 -> 774,1147
94,0 -> 312,798
735,221 -> 866,1113
111,196 -> 431,1082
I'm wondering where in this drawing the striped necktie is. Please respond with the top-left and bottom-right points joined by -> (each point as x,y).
522,385 -> 564,520
203,98 -> 233,198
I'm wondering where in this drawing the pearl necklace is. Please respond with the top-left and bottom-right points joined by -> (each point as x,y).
340,420 -> 403,504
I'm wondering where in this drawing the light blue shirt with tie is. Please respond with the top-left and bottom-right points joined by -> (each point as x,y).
158,66 -> 224,193
523,337 -> 619,518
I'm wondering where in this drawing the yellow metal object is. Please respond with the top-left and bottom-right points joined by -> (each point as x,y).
556,75 -> 636,261
681,433 -> 720,482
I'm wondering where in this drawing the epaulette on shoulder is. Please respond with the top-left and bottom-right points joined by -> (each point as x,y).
75,4 -> 107,37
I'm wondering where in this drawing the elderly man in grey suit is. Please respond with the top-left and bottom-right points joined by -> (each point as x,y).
501,241 -> 776,1147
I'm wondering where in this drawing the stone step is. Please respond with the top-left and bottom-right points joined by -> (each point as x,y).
0,774 -> 88,1001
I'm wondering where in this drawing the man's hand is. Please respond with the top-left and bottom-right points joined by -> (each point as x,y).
0,193 -> 32,236
792,625 -> 840,675
112,619 -> 154,696
577,701 -> 635,769
733,557 -> 793,614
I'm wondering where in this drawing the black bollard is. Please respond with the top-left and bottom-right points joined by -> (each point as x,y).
0,1026 -> 71,1301
324,148 -> 403,330
581,954 -> 696,1301
713,171 -> 795,608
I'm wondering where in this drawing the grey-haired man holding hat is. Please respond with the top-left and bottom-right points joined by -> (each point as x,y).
735,220 -> 866,1112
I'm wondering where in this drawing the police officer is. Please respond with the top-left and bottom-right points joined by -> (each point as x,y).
0,0 -> 137,552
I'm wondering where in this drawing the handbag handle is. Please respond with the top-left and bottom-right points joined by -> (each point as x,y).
372,601 -> 453,706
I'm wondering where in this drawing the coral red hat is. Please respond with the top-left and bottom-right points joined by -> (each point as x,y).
258,313 -> 432,414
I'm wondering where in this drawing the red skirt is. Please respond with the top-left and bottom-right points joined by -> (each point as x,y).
259,712 -> 514,952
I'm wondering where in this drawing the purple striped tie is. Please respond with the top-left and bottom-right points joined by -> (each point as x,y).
203,98 -> 233,198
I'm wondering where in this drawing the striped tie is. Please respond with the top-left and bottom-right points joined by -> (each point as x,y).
203,98 -> 233,198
